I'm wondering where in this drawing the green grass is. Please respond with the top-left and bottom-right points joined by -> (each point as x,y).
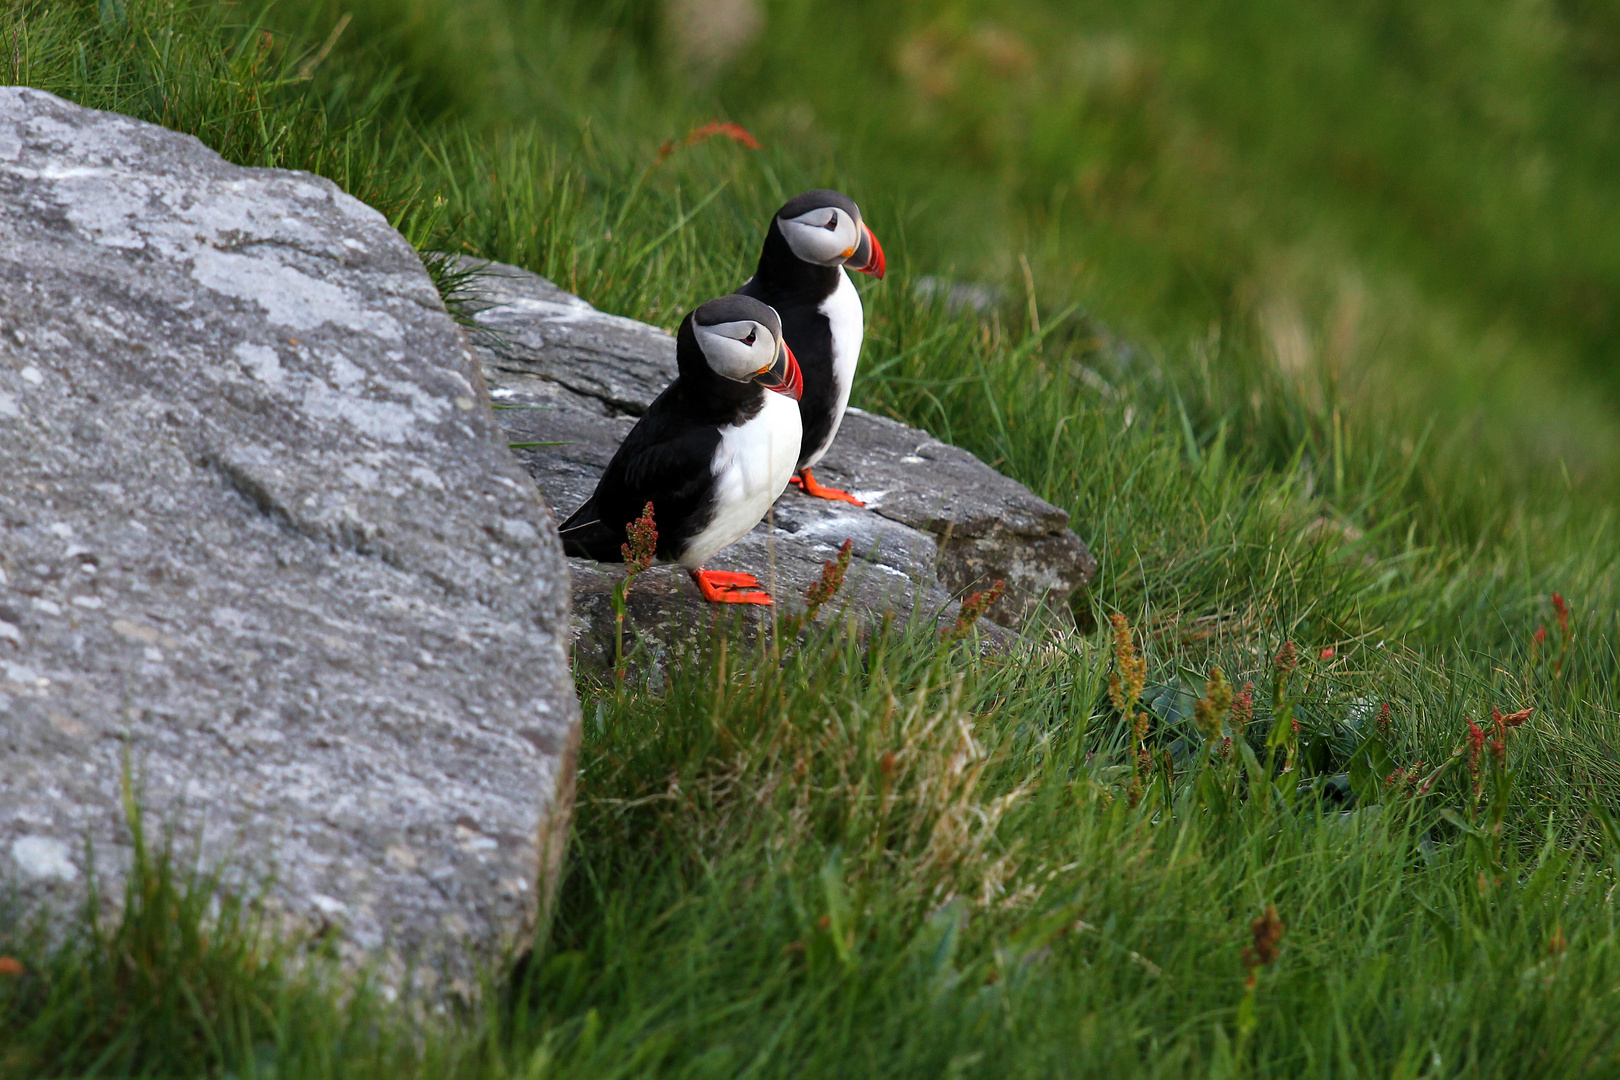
6,0 -> 1620,1075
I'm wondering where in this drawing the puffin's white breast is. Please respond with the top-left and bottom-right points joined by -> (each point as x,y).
802,267 -> 865,469
678,392 -> 803,569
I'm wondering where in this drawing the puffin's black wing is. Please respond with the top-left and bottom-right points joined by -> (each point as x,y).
555,498 -> 622,562
557,391 -> 723,563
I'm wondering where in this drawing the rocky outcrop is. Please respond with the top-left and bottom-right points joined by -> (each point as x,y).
0,89 -> 579,997
463,262 -> 1096,668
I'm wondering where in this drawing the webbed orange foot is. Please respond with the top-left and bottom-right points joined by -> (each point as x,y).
692,568 -> 773,605
788,468 -> 865,506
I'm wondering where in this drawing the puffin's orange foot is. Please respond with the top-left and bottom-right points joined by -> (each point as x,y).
692,568 -> 773,605
699,570 -> 762,587
789,468 -> 865,506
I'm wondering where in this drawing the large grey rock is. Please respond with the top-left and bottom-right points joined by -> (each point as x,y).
0,89 -> 580,997
462,261 -> 1096,668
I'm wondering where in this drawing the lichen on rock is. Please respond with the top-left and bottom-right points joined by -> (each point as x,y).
0,89 -> 580,999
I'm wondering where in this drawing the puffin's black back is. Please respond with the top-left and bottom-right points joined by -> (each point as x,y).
558,314 -> 766,562
737,217 -> 843,469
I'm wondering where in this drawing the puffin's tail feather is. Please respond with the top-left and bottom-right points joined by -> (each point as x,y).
558,501 -> 626,562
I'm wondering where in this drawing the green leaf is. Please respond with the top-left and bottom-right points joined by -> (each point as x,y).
1266,702 -> 1295,750
1416,896 -> 1457,960
1520,844 -> 1572,913
1238,739 -> 1270,808
820,849 -> 857,969
1347,734 -> 1398,803
1438,807 -> 1478,836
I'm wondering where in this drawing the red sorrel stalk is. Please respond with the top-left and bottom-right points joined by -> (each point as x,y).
804,539 -> 854,620
612,502 -> 657,677
943,579 -> 1006,642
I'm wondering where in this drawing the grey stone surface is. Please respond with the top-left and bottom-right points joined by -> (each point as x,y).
463,260 -> 1096,666
0,89 -> 580,997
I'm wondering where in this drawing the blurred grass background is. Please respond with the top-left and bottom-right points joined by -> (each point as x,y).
296,0 -> 1620,488
8,0 -> 1620,1075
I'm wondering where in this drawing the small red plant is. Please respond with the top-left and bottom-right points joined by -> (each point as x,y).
1235,904 -> 1285,1054
1241,905 -> 1285,983
1108,613 -> 1153,805
611,502 -> 658,677
1274,642 -> 1297,678
1319,646 -> 1336,661
621,501 -> 658,574
1108,613 -> 1148,717
1466,718 -> 1485,797
804,538 -> 854,619
1230,683 -> 1255,736
1494,707 -> 1534,729
1375,702 -> 1392,736
689,121 -> 762,150
1133,711 -> 1154,773
943,579 -> 1006,641
0,957 -> 23,977
656,120 -> 762,163
1193,667 -> 1233,741
1487,707 -> 1532,767
1384,761 -> 1426,795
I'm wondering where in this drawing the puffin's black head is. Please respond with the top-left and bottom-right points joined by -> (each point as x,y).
690,295 -> 803,400
772,189 -> 885,279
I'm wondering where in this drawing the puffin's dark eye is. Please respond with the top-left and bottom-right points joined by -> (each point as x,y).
743,329 -> 757,346
824,211 -> 839,231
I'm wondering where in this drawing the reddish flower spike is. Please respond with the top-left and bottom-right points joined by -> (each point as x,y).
1274,642 -> 1297,677
1466,719 -> 1485,792
1231,684 -> 1255,734
655,121 -> 762,165
687,121 -> 762,150
804,538 -> 854,615
1497,707 -> 1533,729
943,580 -> 1006,641
1241,905 -> 1285,972
621,502 -> 658,573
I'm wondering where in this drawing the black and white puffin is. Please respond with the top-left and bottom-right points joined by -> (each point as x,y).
738,189 -> 885,506
557,295 -> 804,605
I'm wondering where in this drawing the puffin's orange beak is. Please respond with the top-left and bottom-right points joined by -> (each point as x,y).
852,222 -> 885,278
757,342 -> 803,400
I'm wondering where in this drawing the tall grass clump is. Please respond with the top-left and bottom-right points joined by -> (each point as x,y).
0,802 -> 414,1077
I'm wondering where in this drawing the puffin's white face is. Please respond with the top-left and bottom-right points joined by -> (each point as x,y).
779,205 -> 863,267
695,318 -> 783,383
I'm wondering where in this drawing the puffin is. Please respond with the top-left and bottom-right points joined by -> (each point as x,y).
737,189 -> 885,506
557,295 -> 804,605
